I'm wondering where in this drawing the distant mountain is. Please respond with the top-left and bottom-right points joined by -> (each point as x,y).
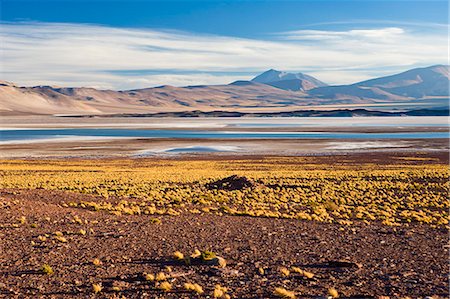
0,65 -> 448,115
0,80 -> 316,115
251,69 -> 328,91
309,65 -> 449,101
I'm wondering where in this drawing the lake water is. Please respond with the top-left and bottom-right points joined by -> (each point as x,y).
1,117 -> 449,143
0,128 -> 448,143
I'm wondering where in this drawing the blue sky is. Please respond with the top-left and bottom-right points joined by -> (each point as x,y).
1,0 -> 448,89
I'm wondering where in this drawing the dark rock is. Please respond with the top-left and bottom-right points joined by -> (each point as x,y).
206,175 -> 260,191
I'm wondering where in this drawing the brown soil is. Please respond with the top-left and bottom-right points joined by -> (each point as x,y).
0,189 -> 448,299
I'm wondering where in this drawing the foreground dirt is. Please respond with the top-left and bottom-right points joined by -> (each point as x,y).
0,188 -> 448,299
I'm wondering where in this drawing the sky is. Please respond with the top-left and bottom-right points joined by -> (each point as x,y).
0,0 -> 448,90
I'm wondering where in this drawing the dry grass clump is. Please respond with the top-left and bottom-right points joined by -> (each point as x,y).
92,283 -> 102,293
184,282 -> 204,294
279,267 -> 290,276
217,256 -> 227,268
150,218 -> 162,224
173,251 -> 184,260
177,249 -> 227,268
191,249 -> 201,258
273,287 -> 296,298
40,264 -> 54,275
55,236 -> 68,243
158,281 -> 172,292
2,158 -> 448,227
92,258 -> 102,266
155,272 -> 167,281
213,284 -> 230,299
291,266 -> 314,279
144,273 -> 155,281
328,287 -> 339,298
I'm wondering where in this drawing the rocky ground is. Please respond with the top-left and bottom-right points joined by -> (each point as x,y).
0,188 -> 448,298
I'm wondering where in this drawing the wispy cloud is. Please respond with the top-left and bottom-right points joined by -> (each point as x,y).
0,22 -> 447,89
281,27 -> 406,41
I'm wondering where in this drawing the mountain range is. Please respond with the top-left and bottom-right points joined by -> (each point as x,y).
0,65 -> 448,115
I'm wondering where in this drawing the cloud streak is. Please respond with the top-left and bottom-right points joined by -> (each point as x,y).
0,22 -> 447,89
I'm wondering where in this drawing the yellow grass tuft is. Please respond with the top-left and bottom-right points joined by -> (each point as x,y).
217,256 -> 227,268
213,284 -> 228,298
54,231 -> 64,237
2,159 -> 448,227
328,287 -> 339,298
92,258 -> 102,266
55,236 -> 67,243
92,283 -> 102,294
291,266 -> 314,279
155,272 -> 167,281
273,287 -> 296,298
150,218 -> 161,224
279,267 -> 290,277
158,281 -> 172,292
184,282 -> 204,294
173,251 -> 184,260
41,264 -> 54,275
191,249 -> 201,258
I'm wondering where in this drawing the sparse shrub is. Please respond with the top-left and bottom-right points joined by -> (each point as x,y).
217,256 -> 227,268
213,284 -> 229,298
201,250 -> 216,261
144,273 -> 155,281
184,282 -> 204,294
155,272 -> 167,281
191,249 -> 201,258
291,266 -> 314,279
150,218 -> 161,224
173,251 -> 184,260
158,281 -> 172,292
73,215 -> 83,224
55,236 -> 67,243
92,283 -> 102,293
280,267 -> 290,276
41,264 -> 54,275
328,287 -> 339,298
273,287 -> 296,298
92,258 -> 102,266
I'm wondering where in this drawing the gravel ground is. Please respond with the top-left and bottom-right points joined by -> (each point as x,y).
0,188 -> 448,298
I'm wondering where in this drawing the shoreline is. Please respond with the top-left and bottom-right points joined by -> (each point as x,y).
0,137 -> 448,159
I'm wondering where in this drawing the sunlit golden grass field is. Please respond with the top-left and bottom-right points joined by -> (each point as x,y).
2,156 -> 448,227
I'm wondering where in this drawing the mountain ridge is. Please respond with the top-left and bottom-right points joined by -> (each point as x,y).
0,65 -> 448,115
251,69 -> 328,91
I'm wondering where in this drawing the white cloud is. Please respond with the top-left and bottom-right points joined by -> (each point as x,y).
0,22 -> 447,89
281,27 -> 406,41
